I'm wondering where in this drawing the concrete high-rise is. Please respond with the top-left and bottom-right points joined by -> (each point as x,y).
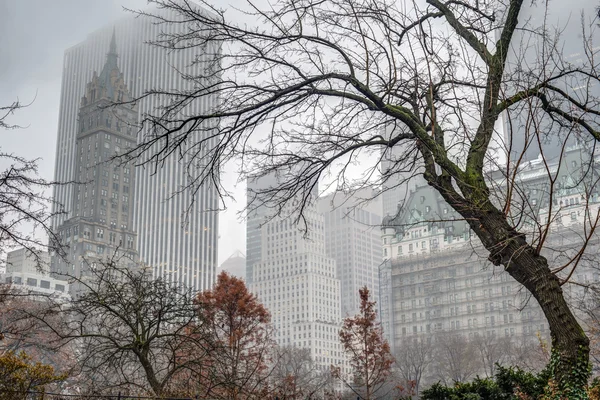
248,174 -> 345,371
318,188 -> 383,317
51,8 -> 219,291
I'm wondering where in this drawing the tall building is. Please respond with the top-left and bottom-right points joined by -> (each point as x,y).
248,175 -> 345,371
51,8 -> 219,290
318,188 -> 383,317
245,174 -> 279,285
51,34 -> 139,296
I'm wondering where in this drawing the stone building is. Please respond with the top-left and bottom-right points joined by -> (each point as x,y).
51,34 -> 138,296
249,174 -> 345,372
379,146 -> 600,355
52,8 -> 220,291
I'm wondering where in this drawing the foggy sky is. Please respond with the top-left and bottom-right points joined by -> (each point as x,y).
0,0 -> 596,267
0,0 -> 247,266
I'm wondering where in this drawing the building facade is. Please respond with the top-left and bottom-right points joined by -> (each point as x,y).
379,146 -> 600,354
248,176 -> 345,371
3,248 -> 69,297
51,35 -> 139,296
51,7 -> 219,291
318,188 -> 383,317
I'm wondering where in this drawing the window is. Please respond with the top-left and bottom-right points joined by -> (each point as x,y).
40,280 -> 50,289
26,278 -> 37,287
97,228 -> 104,239
409,243 -> 413,252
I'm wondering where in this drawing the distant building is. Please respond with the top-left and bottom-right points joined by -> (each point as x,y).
379,146 -> 600,354
249,174 -> 345,372
51,33 -> 139,296
3,248 -> 69,297
246,174 -> 280,285
219,250 -> 246,280
318,188 -> 383,317
51,7 -> 220,291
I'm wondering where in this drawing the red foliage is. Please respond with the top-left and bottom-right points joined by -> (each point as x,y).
190,271 -> 274,399
337,287 -> 394,400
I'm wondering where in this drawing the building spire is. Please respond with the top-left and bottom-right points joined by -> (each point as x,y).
106,27 -> 118,68
95,27 -> 121,100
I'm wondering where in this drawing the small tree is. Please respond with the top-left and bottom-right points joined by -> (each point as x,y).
394,335 -> 434,395
0,350 -> 66,400
272,346 -> 332,399
336,286 -> 394,400
434,334 -> 479,385
192,271 -> 274,399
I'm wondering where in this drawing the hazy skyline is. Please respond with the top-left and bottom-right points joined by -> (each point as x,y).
0,0 -> 247,265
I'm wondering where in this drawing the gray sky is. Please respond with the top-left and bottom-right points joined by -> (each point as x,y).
0,0 -> 247,266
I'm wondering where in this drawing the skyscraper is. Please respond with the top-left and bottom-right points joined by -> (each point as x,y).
318,188 -> 383,317
248,174 -> 345,371
52,33 -> 139,296
51,8 -> 219,291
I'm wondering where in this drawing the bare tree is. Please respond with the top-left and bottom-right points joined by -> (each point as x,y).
472,334 -> 513,378
272,346 -> 332,399
434,334 -> 479,385
129,0 -> 600,393
394,335 -> 433,395
26,259 -> 205,397
0,101 -> 62,266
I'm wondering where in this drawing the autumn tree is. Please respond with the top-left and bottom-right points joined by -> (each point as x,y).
335,287 -> 394,400
128,0 -> 600,394
0,350 -> 66,400
191,271 -> 274,399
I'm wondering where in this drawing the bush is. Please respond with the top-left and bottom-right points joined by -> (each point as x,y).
421,364 -> 551,400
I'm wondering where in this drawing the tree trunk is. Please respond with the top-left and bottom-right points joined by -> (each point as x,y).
428,174 -> 591,393
469,206 -> 590,393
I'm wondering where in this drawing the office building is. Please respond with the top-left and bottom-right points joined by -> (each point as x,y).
318,188 -> 383,317
249,175 -> 345,371
51,7 -> 219,290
